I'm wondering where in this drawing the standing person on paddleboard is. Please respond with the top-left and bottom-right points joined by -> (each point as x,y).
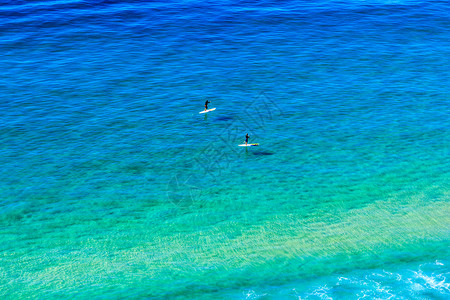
245,133 -> 250,145
204,100 -> 211,111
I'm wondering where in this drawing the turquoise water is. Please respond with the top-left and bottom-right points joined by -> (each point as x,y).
0,0 -> 449,298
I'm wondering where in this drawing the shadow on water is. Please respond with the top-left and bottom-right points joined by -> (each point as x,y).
215,115 -> 233,122
252,151 -> 275,156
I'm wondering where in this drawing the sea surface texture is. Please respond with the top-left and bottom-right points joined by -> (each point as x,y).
1,0 -> 449,299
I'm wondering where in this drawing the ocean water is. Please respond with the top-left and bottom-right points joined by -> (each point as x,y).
0,0 -> 449,299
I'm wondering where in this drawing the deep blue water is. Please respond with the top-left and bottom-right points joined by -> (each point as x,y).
0,0 -> 449,299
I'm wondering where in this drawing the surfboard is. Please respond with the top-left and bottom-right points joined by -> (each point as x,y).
199,108 -> 216,114
238,143 -> 259,147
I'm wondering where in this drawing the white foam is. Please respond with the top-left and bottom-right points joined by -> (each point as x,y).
242,289 -> 268,299
307,285 -> 333,300
414,270 -> 450,293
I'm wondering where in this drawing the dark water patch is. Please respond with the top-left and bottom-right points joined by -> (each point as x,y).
253,151 -> 274,156
122,162 -> 148,174
215,116 -> 234,122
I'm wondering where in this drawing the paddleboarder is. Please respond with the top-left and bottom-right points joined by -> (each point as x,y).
204,100 -> 211,111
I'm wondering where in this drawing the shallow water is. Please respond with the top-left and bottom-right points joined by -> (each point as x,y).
0,0 -> 449,298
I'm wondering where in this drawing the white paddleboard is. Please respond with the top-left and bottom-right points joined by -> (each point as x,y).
199,108 -> 216,114
238,143 -> 259,147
